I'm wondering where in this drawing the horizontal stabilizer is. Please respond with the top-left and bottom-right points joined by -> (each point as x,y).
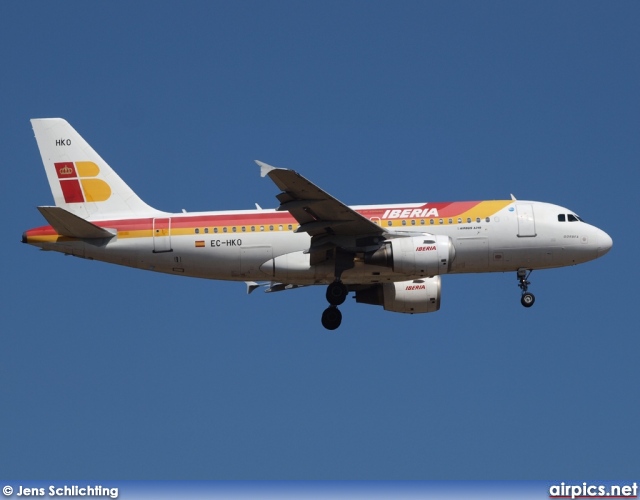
37,206 -> 116,239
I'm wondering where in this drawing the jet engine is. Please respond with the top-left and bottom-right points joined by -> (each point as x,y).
364,234 -> 455,276
355,277 -> 441,314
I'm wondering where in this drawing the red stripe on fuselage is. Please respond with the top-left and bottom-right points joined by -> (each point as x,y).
24,201 -> 492,237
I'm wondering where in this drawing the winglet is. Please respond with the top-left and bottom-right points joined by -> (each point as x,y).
255,160 -> 277,178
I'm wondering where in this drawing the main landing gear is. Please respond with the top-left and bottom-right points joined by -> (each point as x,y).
517,268 -> 535,308
322,280 -> 348,330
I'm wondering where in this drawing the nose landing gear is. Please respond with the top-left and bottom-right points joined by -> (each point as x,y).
517,268 -> 535,307
322,280 -> 348,330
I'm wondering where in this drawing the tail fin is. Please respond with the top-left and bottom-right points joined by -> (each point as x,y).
31,118 -> 159,220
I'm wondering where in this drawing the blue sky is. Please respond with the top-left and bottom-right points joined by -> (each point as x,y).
1,1 -> 638,480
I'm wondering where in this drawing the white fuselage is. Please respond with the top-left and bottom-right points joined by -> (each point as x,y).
26,200 -> 612,286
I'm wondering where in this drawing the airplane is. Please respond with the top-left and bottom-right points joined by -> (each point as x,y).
23,118 -> 613,330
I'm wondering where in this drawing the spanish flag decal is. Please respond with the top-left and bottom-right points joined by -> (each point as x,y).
195,241 -> 205,248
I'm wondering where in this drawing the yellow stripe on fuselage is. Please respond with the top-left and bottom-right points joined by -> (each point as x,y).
384,200 -> 512,226
456,200 -> 513,220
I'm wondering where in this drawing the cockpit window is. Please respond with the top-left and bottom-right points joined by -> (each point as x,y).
558,214 -> 566,222
568,214 -> 579,222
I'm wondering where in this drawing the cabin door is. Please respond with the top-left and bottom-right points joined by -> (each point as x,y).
153,218 -> 172,252
516,204 -> 536,237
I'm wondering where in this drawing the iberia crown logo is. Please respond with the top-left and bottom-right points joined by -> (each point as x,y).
58,164 -> 74,176
54,161 -> 112,203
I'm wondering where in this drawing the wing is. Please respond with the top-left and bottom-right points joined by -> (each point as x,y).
257,161 -> 385,270
257,161 -> 383,238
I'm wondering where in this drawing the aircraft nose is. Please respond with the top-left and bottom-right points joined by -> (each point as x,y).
597,230 -> 613,258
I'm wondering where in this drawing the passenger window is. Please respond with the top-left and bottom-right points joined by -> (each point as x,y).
420,219 -> 425,225
429,219 -> 434,225
269,225 -> 274,231
448,218 -> 452,224
485,217 -> 490,223
242,226 -> 246,232
476,217 -> 481,223
250,226 -> 255,232
467,217 -> 471,223
195,228 -> 200,234
402,220 -> 406,226
558,214 -> 566,222
457,218 -> 462,224
232,227 -> 237,232
288,224 -> 292,230
411,220 -> 416,226
387,221 -> 392,226
223,227 -> 228,233
205,228 -> 209,234
214,228 -> 219,233
439,219 -> 443,225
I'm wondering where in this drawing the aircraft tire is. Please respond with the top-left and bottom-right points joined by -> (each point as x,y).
326,281 -> 348,306
321,306 -> 342,330
521,292 -> 535,308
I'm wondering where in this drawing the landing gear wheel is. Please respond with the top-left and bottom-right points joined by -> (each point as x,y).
321,306 -> 342,330
516,269 -> 535,308
326,281 -> 348,306
521,292 -> 535,308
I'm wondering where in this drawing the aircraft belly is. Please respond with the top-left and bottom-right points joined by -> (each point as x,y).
262,250 -> 422,285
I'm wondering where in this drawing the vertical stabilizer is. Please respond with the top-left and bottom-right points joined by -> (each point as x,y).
31,118 -> 159,220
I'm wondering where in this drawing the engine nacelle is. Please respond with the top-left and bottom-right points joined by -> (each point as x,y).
355,277 -> 441,314
365,234 -> 455,277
